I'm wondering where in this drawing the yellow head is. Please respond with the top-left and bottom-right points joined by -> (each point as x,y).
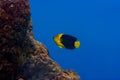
53,33 -> 65,48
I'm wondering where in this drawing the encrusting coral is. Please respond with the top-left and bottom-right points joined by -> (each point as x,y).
0,0 -> 80,80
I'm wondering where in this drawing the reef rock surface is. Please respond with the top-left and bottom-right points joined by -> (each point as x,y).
0,0 -> 80,80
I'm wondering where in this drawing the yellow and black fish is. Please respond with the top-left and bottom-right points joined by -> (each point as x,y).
53,33 -> 80,49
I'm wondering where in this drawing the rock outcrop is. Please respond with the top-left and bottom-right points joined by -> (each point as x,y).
0,0 -> 80,80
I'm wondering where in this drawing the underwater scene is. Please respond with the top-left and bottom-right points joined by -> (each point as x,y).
30,0 -> 120,80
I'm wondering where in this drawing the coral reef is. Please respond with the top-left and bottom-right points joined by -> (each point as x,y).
0,0 -> 80,80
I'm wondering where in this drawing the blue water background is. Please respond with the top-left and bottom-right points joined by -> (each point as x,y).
30,0 -> 120,80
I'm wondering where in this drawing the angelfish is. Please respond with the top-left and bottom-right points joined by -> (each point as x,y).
53,33 -> 80,49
